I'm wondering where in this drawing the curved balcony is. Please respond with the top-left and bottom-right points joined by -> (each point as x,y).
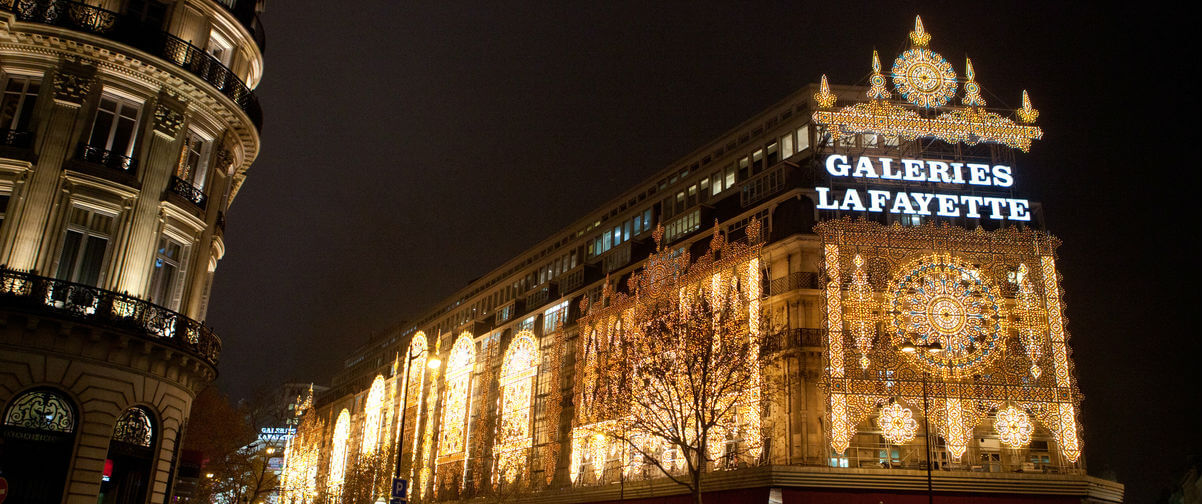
1,0 -> 263,131
0,267 -> 222,367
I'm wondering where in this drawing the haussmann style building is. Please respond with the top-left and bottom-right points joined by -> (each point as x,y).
280,17 -> 1123,504
0,0 -> 265,502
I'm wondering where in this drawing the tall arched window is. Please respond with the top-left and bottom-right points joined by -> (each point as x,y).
494,330 -> 539,483
362,375 -> 385,455
329,408 -> 350,491
439,332 -> 476,457
102,406 -> 156,504
2,389 -> 77,503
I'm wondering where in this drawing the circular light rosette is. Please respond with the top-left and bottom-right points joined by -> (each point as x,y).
886,255 -> 1005,377
892,48 -> 958,108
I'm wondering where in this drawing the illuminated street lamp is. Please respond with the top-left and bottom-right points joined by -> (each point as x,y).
901,341 -> 942,504
392,348 -> 442,482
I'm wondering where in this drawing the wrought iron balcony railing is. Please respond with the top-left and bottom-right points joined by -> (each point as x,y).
1,0 -> 263,131
168,175 -> 208,210
77,144 -> 138,174
0,267 -> 221,366
0,128 -> 32,148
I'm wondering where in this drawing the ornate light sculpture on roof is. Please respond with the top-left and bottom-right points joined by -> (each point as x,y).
813,15 -> 1044,152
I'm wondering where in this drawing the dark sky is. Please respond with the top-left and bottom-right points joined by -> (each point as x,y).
206,1 -> 1197,501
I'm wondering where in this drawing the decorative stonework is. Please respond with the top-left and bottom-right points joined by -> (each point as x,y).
52,66 -> 94,105
152,96 -> 186,137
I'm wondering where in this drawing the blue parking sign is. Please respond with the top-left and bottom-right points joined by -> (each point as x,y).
391,477 -> 409,498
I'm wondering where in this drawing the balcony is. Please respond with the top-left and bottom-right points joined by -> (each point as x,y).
1,0 -> 263,131
167,175 -> 208,211
767,271 -> 819,296
71,143 -> 139,185
0,128 -> 34,161
0,267 -> 222,366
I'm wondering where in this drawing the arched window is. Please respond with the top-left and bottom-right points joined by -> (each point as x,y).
2,389 -> 77,503
329,408 -> 350,490
438,332 -> 475,457
362,375 -> 385,455
494,331 -> 539,483
113,407 -> 154,447
4,389 -> 75,433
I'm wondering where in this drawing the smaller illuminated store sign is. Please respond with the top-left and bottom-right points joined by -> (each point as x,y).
815,154 -> 1030,221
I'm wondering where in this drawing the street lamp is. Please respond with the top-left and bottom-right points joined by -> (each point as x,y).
392,348 -> 442,483
901,341 -> 942,504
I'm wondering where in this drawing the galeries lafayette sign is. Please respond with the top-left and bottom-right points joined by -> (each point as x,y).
815,154 -> 1031,221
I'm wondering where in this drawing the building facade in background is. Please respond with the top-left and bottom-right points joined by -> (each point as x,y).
0,0 -> 264,502
282,18 -> 1123,504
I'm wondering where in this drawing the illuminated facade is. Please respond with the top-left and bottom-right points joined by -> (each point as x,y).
0,1 -> 264,502
281,17 -> 1121,504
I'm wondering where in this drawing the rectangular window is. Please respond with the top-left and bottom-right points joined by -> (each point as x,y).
623,221 -> 631,242
797,125 -> 811,152
205,30 -> 234,66
782,134 -> 794,158
633,214 -> 642,235
724,165 -> 736,189
1,76 -> 41,132
148,235 -> 187,310
178,129 -> 212,189
56,206 -> 116,286
88,94 -> 141,157
643,209 -> 652,231
543,300 -> 570,333
0,193 -> 10,229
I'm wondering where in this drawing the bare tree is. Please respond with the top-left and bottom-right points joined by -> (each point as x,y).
576,222 -> 769,504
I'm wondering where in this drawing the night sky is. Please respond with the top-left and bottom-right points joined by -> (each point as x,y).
206,2 -> 1197,501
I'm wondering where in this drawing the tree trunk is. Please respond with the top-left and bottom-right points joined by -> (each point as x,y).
692,468 -> 703,504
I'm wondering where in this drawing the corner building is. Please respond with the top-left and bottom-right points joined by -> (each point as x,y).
0,1 -> 264,502
282,18 -> 1122,504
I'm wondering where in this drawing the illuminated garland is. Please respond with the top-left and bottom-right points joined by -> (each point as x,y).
439,332 -> 476,458
846,254 -> 876,370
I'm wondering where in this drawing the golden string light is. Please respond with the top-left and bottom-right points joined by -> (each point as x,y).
361,375 -> 385,455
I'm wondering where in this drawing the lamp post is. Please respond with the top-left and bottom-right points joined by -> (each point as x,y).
901,341 -> 942,504
392,348 -> 442,482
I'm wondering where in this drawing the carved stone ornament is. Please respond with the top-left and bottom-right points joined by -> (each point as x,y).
53,70 -> 94,105
153,103 -> 185,137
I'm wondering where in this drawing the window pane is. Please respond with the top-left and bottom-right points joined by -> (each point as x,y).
56,231 -> 83,280
77,236 -> 108,286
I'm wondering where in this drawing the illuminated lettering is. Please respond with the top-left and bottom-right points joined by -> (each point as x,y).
868,189 -> 890,212
826,155 -> 850,177
967,163 -> 991,185
911,193 -> 936,215
902,159 -> 925,181
936,194 -> 960,216
1008,198 -> 1031,221
840,188 -> 866,211
852,156 -> 879,178
880,157 -> 901,179
816,187 -> 839,210
992,165 -> 1014,187
927,161 -> 951,183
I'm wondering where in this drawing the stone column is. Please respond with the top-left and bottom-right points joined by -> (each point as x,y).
3,62 -> 93,272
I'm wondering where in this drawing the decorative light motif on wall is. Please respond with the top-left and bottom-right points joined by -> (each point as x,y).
1014,264 -> 1046,378
280,386 -> 321,504
995,404 -> 1034,448
812,17 -> 1044,152
885,254 -> 1006,378
362,375 -> 385,455
328,408 -> 350,491
818,220 -> 1084,464
439,332 -> 476,458
891,47 -> 957,108
846,254 -> 876,370
494,330 -> 539,485
877,402 -> 918,445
